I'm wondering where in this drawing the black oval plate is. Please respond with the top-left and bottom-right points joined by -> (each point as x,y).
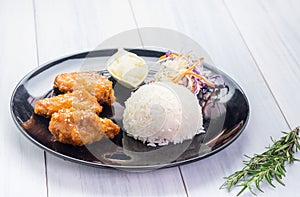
10,49 -> 249,171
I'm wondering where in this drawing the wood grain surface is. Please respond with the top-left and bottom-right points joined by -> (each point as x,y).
0,0 -> 47,196
2,0 -> 300,196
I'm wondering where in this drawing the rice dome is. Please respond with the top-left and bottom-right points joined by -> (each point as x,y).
123,82 -> 204,146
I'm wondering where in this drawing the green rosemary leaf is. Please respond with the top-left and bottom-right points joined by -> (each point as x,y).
286,151 -> 291,163
265,171 -> 275,188
255,178 -> 264,192
295,140 -> 300,150
247,183 -> 256,196
274,174 -> 285,186
236,185 -> 248,196
285,134 -> 291,143
275,144 -> 289,153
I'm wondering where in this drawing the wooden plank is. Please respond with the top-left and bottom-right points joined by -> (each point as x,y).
34,0 -> 187,196
47,154 -> 186,197
260,0 -> 300,64
131,0 -> 297,196
225,0 -> 300,128
0,0 -> 47,196
34,0 -> 143,64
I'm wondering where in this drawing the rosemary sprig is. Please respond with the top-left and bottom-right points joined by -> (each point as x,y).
220,126 -> 300,196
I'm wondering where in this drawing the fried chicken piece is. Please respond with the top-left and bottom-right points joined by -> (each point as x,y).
49,108 -> 120,146
34,90 -> 102,117
54,72 -> 116,105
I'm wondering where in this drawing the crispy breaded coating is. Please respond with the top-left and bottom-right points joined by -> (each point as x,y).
54,72 -> 115,105
34,90 -> 102,117
49,108 -> 120,146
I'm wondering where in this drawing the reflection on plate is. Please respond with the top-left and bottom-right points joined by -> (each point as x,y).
10,49 -> 249,171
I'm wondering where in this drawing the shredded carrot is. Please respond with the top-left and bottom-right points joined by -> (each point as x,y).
191,85 -> 196,92
185,60 -> 199,73
182,58 -> 203,73
159,55 -> 167,60
177,61 -> 199,80
159,53 -> 181,60
172,75 -> 182,83
184,71 -> 215,88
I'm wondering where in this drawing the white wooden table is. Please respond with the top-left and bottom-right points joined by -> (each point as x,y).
1,0 -> 300,196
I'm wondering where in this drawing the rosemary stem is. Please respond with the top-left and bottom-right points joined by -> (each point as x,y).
221,126 -> 300,196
